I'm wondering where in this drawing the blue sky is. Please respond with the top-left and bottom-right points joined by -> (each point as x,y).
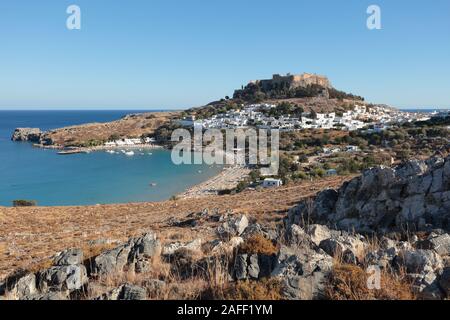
0,0 -> 449,110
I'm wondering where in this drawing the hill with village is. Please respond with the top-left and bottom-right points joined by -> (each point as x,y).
189,73 -> 367,118
3,72 -> 450,301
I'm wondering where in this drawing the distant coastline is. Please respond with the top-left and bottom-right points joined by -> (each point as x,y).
398,108 -> 448,113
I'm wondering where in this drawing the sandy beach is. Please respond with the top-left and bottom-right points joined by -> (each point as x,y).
178,166 -> 251,199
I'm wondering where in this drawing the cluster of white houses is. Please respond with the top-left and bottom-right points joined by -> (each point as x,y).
104,137 -> 155,147
179,104 -> 431,132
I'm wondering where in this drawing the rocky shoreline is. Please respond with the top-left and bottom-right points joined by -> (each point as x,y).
10,111 -> 177,149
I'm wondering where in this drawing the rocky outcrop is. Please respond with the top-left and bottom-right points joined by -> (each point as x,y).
96,283 -> 148,300
11,128 -> 42,142
288,156 -> 450,234
217,214 -> 249,239
162,239 -> 202,256
233,253 -> 275,280
271,244 -> 333,300
91,232 -> 161,276
2,248 -> 88,300
416,233 -> 450,256
2,204 -> 450,300
282,156 -> 450,299
0,233 -> 160,300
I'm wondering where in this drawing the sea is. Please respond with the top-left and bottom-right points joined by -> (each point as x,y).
0,110 -> 222,207
400,108 -> 446,113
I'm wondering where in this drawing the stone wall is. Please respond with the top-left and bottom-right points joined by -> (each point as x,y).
256,73 -> 332,91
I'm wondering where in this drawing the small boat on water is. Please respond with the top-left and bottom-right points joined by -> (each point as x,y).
125,151 -> 135,156
150,182 -> 157,187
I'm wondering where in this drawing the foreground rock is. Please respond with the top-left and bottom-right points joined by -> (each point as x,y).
288,156 -> 450,234
272,244 -> 333,300
2,177 -> 450,301
4,248 -> 88,300
92,232 -> 161,276
97,284 -> 147,300
0,233 -> 160,300
217,214 -> 249,239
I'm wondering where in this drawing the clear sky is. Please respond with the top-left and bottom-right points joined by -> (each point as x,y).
0,0 -> 449,110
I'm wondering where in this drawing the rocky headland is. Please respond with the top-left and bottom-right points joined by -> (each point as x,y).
11,112 -> 178,149
11,128 -> 42,143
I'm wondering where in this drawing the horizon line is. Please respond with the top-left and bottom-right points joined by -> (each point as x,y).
0,106 -> 448,111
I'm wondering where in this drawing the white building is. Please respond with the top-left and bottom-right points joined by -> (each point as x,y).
262,178 -> 283,188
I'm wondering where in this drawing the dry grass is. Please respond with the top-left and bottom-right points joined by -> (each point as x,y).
0,242 -> 7,255
200,252 -> 282,300
239,234 -> 278,256
0,177 -> 348,281
85,250 -> 230,300
205,279 -> 282,300
325,262 -> 415,300
81,243 -> 120,261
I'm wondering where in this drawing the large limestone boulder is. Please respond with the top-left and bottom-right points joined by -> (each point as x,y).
162,239 -> 202,256
285,224 -> 314,247
319,233 -> 366,264
306,224 -> 332,247
96,283 -> 147,300
397,249 -> 443,274
53,248 -> 84,266
217,214 -> 249,239
37,264 -> 88,292
417,233 -> 450,257
271,245 -> 333,300
92,232 -> 161,276
233,253 -> 274,280
7,274 -> 38,300
92,244 -> 132,276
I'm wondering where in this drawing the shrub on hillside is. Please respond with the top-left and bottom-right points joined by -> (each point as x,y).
325,263 -> 415,300
239,234 -> 278,256
12,200 -> 37,207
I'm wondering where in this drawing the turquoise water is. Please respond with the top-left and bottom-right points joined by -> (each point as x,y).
0,111 -> 222,207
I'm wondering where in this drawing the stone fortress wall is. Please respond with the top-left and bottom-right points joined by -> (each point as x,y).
252,73 -> 332,91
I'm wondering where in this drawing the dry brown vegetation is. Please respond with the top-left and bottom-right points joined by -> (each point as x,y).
238,235 -> 278,256
325,262 -> 415,300
213,279 -> 282,300
85,254 -> 207,300
0,176 -> 349,281
81,247 -> 282,300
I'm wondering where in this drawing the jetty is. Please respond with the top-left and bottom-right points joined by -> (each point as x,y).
57,149 -> 89,155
